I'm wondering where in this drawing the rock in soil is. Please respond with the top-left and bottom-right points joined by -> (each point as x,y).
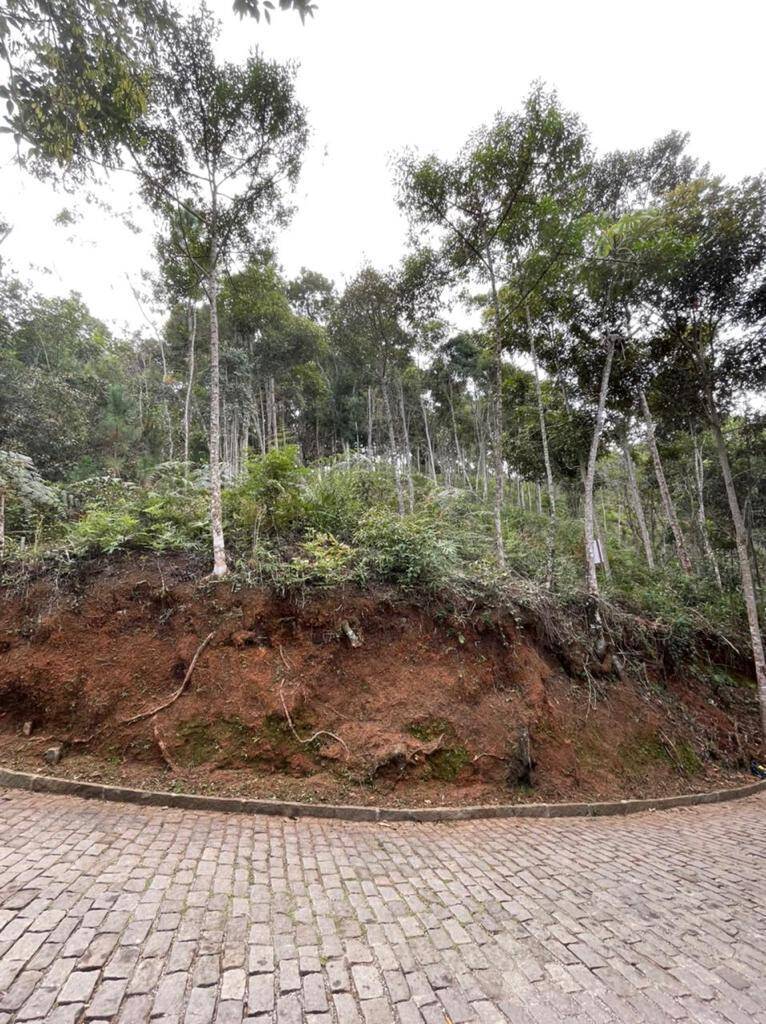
22,720 -> 33,737
43,743 -> 64,766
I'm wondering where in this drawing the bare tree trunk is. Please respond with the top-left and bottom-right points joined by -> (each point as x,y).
269,377 -> 279,449
527,310 -> 556,516
222,396 -> 229,481
382,381 -> 405,515
707,400 -> 766,737
622,433 -> 655,569
584,336 -> 615,598
446,384 -> 469,487
595,505 -> 611,580
692,433 -> 723,590
367,385 -> 374,457
207,275 -> 227,578
241,409 -> 249,474
397,378 -> 415,511
183,302 -> 197,474
0,490 -> 5,559
527,313 -> 557,588
640,389 -> 693,574
420,395 -> 437,483
487,253 -> 506,567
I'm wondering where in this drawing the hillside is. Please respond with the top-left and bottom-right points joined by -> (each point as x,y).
0,553 -> 759,807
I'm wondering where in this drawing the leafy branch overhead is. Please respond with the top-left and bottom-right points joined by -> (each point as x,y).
0,0 -> 317,177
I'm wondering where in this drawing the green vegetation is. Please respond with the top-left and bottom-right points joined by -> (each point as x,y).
1,2 -> 765,735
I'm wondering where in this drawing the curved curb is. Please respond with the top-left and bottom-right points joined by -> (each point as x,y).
1,766 -> 765,822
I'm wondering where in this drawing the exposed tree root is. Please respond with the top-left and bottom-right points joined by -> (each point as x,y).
278,680 -> 350,759
121,631 -> 215,725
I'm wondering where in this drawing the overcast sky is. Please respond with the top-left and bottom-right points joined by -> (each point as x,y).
1,0 -> 764,335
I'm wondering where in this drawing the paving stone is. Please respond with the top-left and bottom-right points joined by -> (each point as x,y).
85,978 -> 128,1018
185,985 -> 217,1024
117,994 -> 153,1023
353,964 -> 385,1000
0,787 -> 763,1024
58,970 -> 99,1005
302,972 -> 329,1012
278,959 -> 301,993
16,986 -> 57,1021
153,972 -> 189,1017
248,973 -> 275,1013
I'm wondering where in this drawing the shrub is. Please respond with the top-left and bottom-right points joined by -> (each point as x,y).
225,446 -> 305,543
68,506 -> 141,554
287,533 -> 357,587
66,486 -> 209,555
354,507 -> 457,588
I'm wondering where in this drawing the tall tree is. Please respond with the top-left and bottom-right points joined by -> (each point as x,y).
134,7 -> 307,575
642,174 -> 766,734
397,85 -> 587,566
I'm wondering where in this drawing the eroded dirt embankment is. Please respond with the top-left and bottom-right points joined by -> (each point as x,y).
0,554 -> 760,806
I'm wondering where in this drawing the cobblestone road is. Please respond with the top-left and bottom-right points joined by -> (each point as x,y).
0,789 -> 764,1023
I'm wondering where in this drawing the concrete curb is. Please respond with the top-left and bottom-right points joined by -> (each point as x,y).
1,766 -> 765,822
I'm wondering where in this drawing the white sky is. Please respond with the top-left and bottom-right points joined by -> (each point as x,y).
1,0 -> 765,336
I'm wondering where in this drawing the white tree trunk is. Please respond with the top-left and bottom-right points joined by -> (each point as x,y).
584,337 -> 615,599
420,395 -> 437,483
397,378 -> 415,511
622,435 -> 655,569
183,302 -> 197,474
367,385 -> 374,457
707,402 -> 766,736
640,389 -> 693,574
487,254 -> 506,568
692,435 -> 723,590
207,276 -> 228,578
527,312 -> 556,516
382,381 -> 405,515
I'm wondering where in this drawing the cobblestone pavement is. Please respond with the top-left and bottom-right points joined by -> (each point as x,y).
0,790 -> 764,1023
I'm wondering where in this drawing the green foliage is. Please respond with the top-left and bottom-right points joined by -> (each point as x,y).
226,446 -> 306,540
284,533 -> 356,587
68,506 -> 142,555
354,506 -> 458,589
297,465 -> 371,539
66,477 -> 208,555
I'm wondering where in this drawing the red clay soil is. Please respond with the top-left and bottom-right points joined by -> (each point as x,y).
0,553 -> 760,806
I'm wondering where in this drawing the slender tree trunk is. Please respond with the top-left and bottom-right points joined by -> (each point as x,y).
420,395 -> 437,483
241,410 -> 249,474
640,389 -> 693,573
367,385 -> 374,457
155,328 -> 174,463
706,399 -> 766,738
397,378 -> 415,511
527,311 -> 557,588
584,336 -> 616,599
269,377 -> 279,449
207,274 -> 227,578
596,506 -> 611,580
183,302 -> 197,474
527,310 -> 556,516
446,384 -> 469,487
382,381 -> 405,515
0,490 -> 5,560
487,253 -> 506,567
692,434 -> 723,590
622,434 -> 655,569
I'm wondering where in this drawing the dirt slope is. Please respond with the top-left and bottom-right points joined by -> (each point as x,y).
0,554 -> 760,805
